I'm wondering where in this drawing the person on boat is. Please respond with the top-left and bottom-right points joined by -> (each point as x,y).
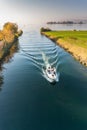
51,68 -> 54,71
48,67 -> 51,74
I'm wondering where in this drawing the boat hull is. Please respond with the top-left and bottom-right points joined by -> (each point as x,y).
42,67 -> 59,84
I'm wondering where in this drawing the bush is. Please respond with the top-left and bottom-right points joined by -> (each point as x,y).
4,30 -> 15,43
0,22 -> 23,44
40,27 -> 51,32
0,31 -> 4,41
3,22 -> 18,34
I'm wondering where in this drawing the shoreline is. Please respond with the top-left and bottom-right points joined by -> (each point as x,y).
41,31 -> 87,67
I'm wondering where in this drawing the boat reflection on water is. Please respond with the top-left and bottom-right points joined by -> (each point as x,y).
0,40 -> 19,90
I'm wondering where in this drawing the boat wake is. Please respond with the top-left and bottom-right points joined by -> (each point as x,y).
20,33 -> 60,83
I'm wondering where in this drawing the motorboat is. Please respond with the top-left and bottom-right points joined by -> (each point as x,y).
43,64 -> 58,83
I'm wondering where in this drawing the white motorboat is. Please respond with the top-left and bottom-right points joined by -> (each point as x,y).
43,64 -> 58,83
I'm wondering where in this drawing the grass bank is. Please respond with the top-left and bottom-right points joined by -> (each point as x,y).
41,30 -> 87,66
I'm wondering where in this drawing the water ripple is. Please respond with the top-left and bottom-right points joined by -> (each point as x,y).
20,31 -> 60,83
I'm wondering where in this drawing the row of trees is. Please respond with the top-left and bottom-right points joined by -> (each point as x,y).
47,21 -> 84,24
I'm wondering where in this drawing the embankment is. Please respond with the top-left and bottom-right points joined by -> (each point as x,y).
41,30 -> 87,67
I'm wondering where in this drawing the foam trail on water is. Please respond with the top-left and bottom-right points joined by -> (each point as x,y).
21,37 -> 60,83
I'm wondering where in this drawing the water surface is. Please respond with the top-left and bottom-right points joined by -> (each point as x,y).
0,24 -> 87,130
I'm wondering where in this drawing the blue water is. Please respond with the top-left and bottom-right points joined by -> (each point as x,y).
0,24 -> 87,130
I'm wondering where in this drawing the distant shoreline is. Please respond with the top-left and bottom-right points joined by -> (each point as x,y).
41,29 -> 87,67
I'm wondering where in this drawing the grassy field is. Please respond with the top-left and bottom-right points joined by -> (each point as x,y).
42,30 -> 87,66
43,30 -> 87,48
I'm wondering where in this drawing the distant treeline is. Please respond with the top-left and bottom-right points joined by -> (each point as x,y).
47,21 -> 84,24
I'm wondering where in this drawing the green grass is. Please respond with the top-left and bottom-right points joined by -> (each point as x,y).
44,30 -> 87,48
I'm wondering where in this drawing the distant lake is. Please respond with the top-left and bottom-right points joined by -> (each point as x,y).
0,24 -> 87,130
